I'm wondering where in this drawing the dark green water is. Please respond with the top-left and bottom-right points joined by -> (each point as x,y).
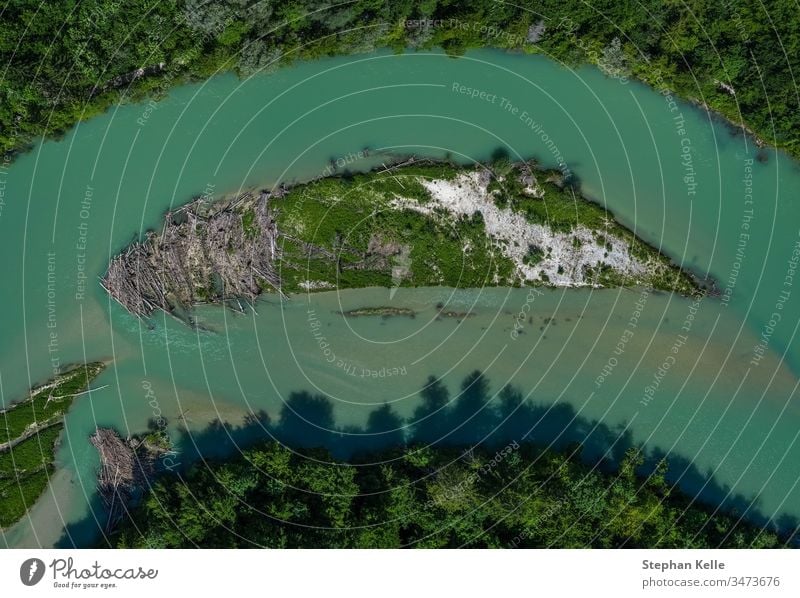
2,49 -> 799,547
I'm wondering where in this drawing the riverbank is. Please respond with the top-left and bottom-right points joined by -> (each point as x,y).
107,436 -> 787,548
2,3 -> 797,163
0,363 -> 105,529
103,159 -> 705,319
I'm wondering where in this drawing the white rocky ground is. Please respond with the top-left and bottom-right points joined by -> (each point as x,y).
298,280 -> 336,290
394,171 -> 650,287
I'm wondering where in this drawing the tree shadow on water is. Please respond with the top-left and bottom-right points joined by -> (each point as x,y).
55,370 -> 797,546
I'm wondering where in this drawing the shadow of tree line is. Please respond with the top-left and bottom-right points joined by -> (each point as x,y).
57,370 -> 799,546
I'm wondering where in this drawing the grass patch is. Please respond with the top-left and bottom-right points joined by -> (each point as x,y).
0,363 -> 104,529
0,365 -> 102,444
0,426 -> 63,477
0,426 -> 64,528
0,468 -> 51,528
241,209 -> 259,240
273,168 -> 516,293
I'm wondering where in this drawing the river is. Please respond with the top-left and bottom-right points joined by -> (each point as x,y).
1,49 -> 799,548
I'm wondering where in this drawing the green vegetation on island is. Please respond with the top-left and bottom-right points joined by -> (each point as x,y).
1,1 -> 797,159
274,161 -> 517,293
0,363 -> 105,528
275,160 -> 701,294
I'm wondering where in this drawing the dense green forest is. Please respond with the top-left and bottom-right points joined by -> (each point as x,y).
110,440 -> 781,548
1,1 -> 798,158
104,372 -> 789,549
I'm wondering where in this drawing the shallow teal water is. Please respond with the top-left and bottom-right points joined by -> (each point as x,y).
1,49 -> 799,547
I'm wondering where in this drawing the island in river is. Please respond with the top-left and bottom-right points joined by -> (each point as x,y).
103,159 -> 705,319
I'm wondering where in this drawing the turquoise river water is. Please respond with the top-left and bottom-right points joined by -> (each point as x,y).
1,49 -> 800,547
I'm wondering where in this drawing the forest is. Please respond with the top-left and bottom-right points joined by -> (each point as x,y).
1,1 -> 798,158
105,372 -> 790,549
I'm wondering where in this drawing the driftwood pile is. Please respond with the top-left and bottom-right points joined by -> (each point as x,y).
90,428 -> 160,530
103,191 -> 282,317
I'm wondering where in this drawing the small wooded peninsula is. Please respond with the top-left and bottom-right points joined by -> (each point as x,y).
103,159 -> 704,318
0,363 -> 105,529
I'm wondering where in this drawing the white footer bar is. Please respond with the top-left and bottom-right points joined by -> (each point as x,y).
1,549 -> 795,596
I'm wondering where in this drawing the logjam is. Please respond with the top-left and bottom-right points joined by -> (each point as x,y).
103,190 -> 282,317
90,428 -> 162,530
